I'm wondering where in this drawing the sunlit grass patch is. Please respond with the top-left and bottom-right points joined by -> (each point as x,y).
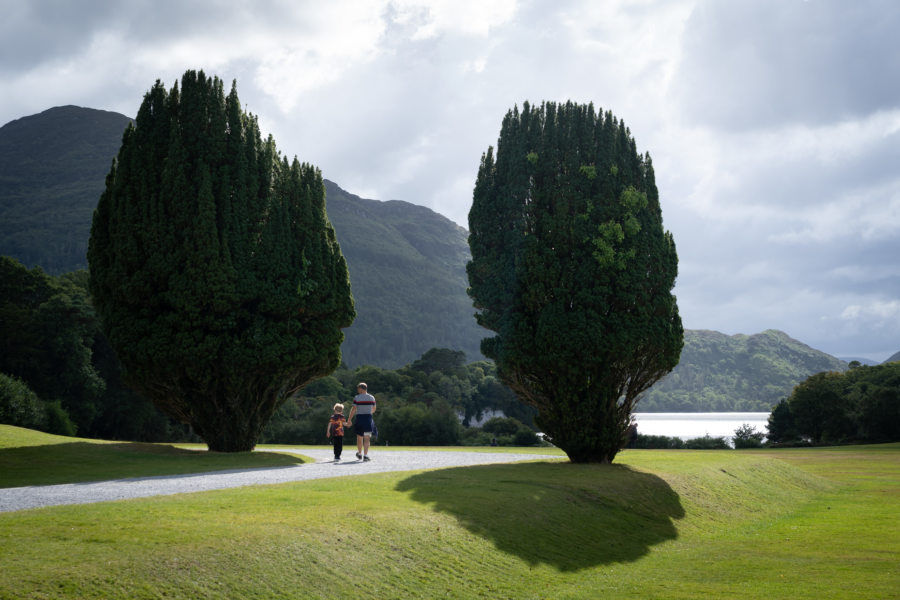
2,430 -> 897,599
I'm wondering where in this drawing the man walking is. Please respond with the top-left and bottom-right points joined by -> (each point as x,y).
346,382 -> 376,461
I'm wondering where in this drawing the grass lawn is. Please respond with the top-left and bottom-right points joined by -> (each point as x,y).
0,425 -> 308,488
0,426 -> 897,599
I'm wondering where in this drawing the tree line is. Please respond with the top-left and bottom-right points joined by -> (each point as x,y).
261,348 -> 540,447
0,257 -> 538,446
0,256 -> 197,441
767,362 -> 900,445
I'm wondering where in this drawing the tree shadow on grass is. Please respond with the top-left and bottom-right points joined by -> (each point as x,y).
395,461 -> 684,571
0,441 -> 305,488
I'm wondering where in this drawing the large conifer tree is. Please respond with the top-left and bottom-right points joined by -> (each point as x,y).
467,101 -> 683,463
88,70 -> 355,451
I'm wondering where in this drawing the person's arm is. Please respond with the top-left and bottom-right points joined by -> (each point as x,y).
347,405 -> 357,422
325,420 -> 331,437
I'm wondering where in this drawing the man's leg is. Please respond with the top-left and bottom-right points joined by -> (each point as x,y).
356,435 -> 363,459
363,434 -> 371,457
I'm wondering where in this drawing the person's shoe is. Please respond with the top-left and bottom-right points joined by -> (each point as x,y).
335,457 -> 341,462
363,455 -> 370,462
356,452 -> 362,460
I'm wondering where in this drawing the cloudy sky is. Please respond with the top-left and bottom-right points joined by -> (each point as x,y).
2,0 -> 898,361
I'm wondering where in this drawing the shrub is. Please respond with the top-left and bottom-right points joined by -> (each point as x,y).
684,435 -> 730,449
631,434 -> 686,449
513,428 -> 541,447
42,399 -> 77,436
482,417 -> 525,436
733,423 -> 765,448
0,373 -> 45,429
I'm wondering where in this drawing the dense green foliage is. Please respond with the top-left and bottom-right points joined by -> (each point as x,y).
0,374 -> 57,433
260,348 -> 539,446
0,106 -> 131,274
630,433 -> 732,449
767,362 -> 900,444
0,256 -> 196,441
0,251 -> 520,444
732,423 -> 766,448
642,329 -> 848,412
467,101 -> 682,463
0,252 -> 526,445
88,70 -> 354,451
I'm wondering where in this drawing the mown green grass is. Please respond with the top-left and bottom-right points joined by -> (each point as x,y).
1,427 -> 897,599
0,425 -> 308,487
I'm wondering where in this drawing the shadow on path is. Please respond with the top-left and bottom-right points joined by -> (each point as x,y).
395,461 -> 684,571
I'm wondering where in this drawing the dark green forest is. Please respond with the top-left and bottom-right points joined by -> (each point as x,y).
768,362 -> 900,444
0,257 -> 535,445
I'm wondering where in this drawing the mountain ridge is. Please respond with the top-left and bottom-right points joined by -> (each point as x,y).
0,106 -> 856,410
884,350 -> 900,364
641,328 -> 848,412
0,105 -> 483,367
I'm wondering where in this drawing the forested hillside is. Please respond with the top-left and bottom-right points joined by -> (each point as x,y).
0,106 -> 484,368
325,181 -> 484,366
0,106 -> 132,273
641,329 -> 848,412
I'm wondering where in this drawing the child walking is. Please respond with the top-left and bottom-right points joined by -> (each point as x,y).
326,403 -> 348,461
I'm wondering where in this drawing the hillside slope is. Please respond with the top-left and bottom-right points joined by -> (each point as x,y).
0,106 -> 132,273
324,181 -> 484,366
642,329 -> 848,412
0,106 -> 484,367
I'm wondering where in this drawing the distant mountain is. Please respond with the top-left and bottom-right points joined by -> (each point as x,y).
0,106 -> 483,368
323,181 -> 484,367
884,350 -> 900,364
0,106 -> 132,274
641,329 -> 848,412
839,356 -> 880,366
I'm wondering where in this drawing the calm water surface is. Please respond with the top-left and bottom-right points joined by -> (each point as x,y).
632,412 -> 769,441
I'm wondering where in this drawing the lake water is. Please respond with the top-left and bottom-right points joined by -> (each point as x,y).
632,412 -> 769,441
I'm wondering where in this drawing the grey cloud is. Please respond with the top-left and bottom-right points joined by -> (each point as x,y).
712,126 -> 900,216
0,0 -> 120,72
674,0 -> 900,130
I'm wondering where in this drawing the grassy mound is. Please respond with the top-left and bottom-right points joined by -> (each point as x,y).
3,442 -> 896,598
0,425 -> 307,487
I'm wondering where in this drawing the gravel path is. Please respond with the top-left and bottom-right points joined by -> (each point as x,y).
0,448 -> 559,513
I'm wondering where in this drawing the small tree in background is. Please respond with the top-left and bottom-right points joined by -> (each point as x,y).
467,101 -> 683,463
732,423 -> 765,448
89,70 -> 355,451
